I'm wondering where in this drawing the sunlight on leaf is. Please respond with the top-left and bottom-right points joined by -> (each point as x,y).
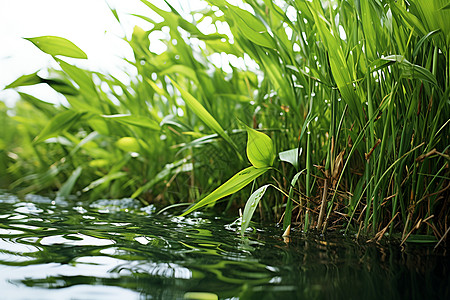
279,148 -> 302,170
246,126 -> 275,168
24,36 -> 87,59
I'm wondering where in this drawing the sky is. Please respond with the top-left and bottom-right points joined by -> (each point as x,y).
0,0 -> 177,105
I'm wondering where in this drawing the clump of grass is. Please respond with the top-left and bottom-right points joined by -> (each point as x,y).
1,0 -> 448,245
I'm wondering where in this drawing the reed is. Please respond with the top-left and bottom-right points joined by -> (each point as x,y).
1,0 -> 448,243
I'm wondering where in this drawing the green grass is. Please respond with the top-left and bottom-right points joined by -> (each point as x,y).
1,0 -> 448,244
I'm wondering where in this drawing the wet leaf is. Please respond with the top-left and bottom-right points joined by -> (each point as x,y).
241,185 -> 269,236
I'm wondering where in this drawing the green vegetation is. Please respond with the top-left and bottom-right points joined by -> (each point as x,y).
1,0 -> 448,244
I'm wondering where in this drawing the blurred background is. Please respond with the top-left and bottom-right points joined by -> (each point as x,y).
0,0 -> 200,105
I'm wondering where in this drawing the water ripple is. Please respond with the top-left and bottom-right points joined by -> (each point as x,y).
0,193 -> 448,300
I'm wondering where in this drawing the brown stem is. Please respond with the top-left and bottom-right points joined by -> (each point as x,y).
317,170 -> 329,230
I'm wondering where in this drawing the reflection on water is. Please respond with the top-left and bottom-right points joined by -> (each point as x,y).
0,192 -> 448,300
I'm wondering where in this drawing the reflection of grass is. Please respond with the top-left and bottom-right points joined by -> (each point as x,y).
198,260 -> 274,285
1,0 -> 449,243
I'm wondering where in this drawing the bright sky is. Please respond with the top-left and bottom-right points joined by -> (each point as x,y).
0,0 -> 186,105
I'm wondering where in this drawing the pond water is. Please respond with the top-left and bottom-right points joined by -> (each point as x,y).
0,192 -> 448,300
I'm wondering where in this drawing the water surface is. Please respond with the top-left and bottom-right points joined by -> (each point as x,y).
0,193 -> 448,299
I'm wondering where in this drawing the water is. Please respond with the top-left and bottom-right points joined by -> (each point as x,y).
0,192 -> 448,300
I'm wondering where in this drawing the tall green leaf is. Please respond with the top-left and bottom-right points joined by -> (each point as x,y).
55,58 -> 99,102
57,166 -> 82,198
170,78 -> 238,151
226,4 -> 276,49
101,114 -> 160,130
34,110 -> 87,143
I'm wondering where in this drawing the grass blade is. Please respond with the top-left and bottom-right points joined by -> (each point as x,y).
170,78 -> 240,157
102,114 -> 160,130
34,110 -> 87,143
57,166 -> 82,199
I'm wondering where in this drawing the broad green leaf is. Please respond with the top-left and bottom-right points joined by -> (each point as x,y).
170,78 -> 236,149
4,72 -> 42,89
413,0 -> 450,47
34,110 -> 87,143
279,148 -> 302,170
360,0 -> 382,60
24,36 -> 87,59
102,114 -> 160,130
57,166 -> 82,198
241,184 -> 269,236
246,126 -> 275,168
5,72 -> 79,96
180,166 -> 270,216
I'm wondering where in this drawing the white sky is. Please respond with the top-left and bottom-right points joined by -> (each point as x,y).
0,0 -> 182,105
0,0 -> 250,106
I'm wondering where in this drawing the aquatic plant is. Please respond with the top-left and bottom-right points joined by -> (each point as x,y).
1,0 -> 448,244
